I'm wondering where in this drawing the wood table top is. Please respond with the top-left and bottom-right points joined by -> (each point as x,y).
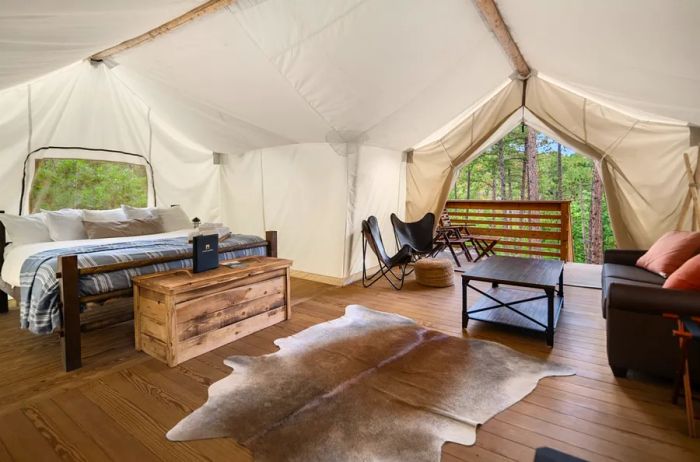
460,256 -> 564,289
132,256 -> 292,294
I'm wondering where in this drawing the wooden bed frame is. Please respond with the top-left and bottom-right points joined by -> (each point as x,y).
0,211 -> 277,371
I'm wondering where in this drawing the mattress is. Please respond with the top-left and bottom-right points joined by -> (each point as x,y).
1,229 -> 191,288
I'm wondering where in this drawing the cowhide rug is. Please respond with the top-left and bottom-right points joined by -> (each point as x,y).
168,305 -> 574,461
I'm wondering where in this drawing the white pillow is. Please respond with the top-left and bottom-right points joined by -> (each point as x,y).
43,209 -> 87,241
82,208 -> 127,222
0,213 -> 51,246
121,204 -> 158,220
158,206 -> 192,232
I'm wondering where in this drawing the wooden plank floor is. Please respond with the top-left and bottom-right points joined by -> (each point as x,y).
0,274 -> 698,461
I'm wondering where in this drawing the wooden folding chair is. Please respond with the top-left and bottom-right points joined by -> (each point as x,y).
433,225 -> 473,267
664,313 -> 700,438
439,211 -> 499,262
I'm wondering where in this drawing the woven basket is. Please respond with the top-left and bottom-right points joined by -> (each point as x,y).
415,258 -> 454,288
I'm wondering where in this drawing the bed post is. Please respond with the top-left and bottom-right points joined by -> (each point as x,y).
265,231 -> 278,258
0,211 -> 7,314
58,255 -> 81,371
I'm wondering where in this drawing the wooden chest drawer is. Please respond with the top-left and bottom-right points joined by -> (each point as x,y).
133,256 -> 292,366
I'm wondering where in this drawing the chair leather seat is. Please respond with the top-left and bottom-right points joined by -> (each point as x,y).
602,263 -> 665,285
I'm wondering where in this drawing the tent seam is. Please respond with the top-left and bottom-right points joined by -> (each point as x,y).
224,6 -> 344,144
259,151 -> 267,231
234,0 -> 371,61
108,64 -> 296,150
352,35 -> 502,148
583,99 -> 588,144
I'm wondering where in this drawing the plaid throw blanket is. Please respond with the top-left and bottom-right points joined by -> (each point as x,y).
20,235 -> 266,334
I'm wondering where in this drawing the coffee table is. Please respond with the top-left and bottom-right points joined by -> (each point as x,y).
461,256 -> 564,346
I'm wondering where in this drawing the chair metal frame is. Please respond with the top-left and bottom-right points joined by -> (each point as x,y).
361,216 -> 413,290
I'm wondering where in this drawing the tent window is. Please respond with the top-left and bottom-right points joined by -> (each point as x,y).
29,158 -> 148,213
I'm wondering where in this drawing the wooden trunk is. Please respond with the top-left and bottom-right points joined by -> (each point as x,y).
132,256 -> 292,366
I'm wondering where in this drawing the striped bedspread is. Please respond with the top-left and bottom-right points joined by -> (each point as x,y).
20,235 -> 266,334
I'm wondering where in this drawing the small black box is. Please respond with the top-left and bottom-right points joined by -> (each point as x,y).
192,234 -> 219,273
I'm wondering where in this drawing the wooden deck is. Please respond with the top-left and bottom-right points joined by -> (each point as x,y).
0,272 -> 698,461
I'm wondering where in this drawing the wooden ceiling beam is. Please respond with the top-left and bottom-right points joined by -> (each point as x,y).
472,0 -> 530,78
90,0 -> 234,62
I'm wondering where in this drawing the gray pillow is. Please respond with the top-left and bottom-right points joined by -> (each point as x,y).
83,217 -> 164,239
157,205 -> 192,232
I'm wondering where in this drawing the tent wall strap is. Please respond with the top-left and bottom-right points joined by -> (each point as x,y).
19,146 -> 158,215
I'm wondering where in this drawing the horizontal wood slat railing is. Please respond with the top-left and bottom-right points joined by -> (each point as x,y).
444,200 -> 574,261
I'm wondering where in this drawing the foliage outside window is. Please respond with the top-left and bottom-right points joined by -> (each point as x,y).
448,126 -> 616,264
29,158 -> 148,213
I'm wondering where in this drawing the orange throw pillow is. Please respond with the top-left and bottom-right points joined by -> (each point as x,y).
663,254 -> 700,291
636,231 -> 700,277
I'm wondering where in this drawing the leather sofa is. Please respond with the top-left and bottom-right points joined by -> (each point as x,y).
602,249 -> 700,381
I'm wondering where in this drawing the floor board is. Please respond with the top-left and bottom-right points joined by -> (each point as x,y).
0,273 -> 698,461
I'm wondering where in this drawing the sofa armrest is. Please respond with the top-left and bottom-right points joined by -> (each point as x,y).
604,249 -> 646,266
607,282 -> 700,318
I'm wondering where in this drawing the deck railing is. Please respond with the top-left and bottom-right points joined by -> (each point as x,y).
444,200 -> 574,261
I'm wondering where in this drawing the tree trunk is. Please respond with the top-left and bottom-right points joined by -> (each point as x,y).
587,161 -> 604,264
506,166 -> 512,200
466,166 -> 472,200
556,143 -> 563,200
491,170 -> 496,200
579,191 -> 588,261
497,140 -> 506,200
520,156 -> 526,200
525,127 -> 539,200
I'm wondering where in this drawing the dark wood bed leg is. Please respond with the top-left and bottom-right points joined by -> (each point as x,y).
58,255 -> 81,371
0,210 -> 7,314
266,231 -> 278,258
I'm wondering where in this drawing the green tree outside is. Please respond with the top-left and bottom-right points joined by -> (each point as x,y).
448,127 -> 616,263
29,158 -> 148,212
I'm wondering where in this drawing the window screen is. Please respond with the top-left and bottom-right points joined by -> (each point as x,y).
29,158 -> 148,213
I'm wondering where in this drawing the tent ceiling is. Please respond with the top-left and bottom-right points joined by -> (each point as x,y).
111,0 -> 512,152
498,0 -> 700,125
0,0 -> 200,91
0,0 -> 698,150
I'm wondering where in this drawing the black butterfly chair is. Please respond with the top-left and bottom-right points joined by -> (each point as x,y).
361,216 -> 413,290
390,212 -> 438,261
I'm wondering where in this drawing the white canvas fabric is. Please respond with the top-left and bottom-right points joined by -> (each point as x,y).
0,0 -> 698,280
497,0 -> 700,126
0,1 -> 200,91
522,76 -> 696,248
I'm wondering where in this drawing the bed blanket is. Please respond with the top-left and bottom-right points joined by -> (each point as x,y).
20,235 -> 266,334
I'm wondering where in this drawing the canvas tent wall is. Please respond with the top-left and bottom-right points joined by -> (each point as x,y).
0,62 -> 221,223
406,74 -> 700,249
0,0 -> 699,281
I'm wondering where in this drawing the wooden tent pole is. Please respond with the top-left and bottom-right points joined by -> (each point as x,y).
90,0 -> 234,62
677,152 -> 700,231
686,153 -> 700,230
472,0 -> 530,78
